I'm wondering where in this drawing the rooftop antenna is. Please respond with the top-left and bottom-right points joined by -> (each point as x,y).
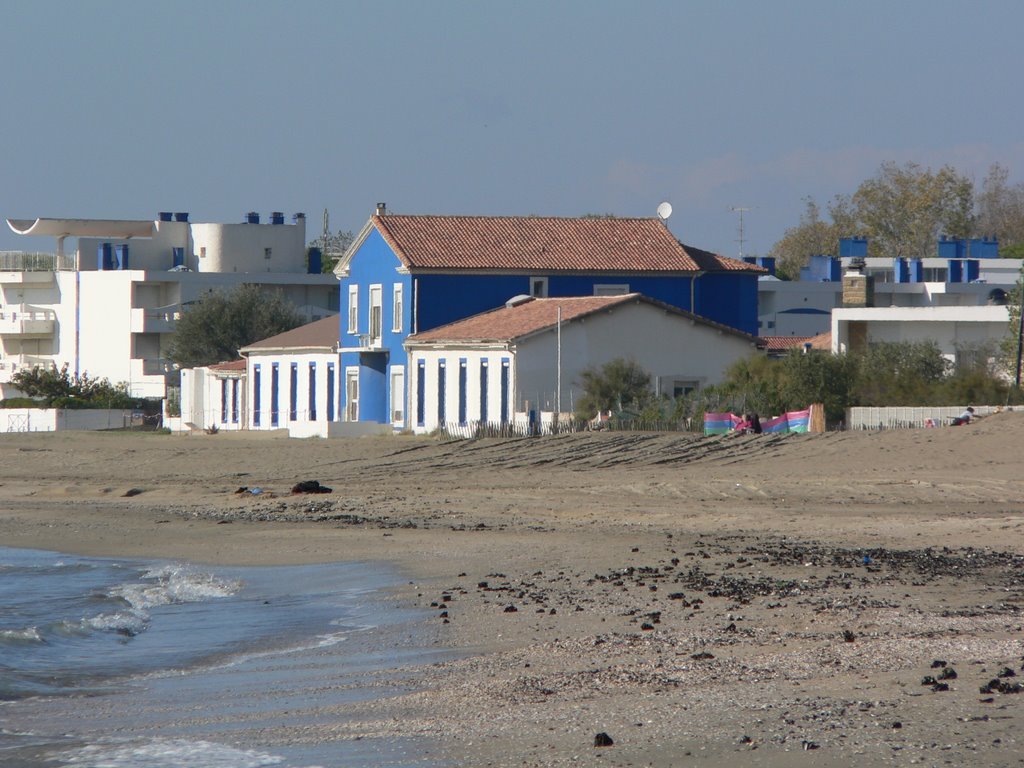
656,201 -> 673,221
730,206 -> 752,259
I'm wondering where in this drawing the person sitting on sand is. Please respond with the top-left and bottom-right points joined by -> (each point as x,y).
734,414 -> 753,434
951,406 -> 975,426
750,413 -> 763,434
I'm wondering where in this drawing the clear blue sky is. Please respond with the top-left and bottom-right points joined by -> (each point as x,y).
2,0 -> 1022,257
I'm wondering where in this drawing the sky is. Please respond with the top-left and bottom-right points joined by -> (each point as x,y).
2,0 -> 1023,258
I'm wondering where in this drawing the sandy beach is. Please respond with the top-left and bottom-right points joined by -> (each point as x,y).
1,416 -> 1023,766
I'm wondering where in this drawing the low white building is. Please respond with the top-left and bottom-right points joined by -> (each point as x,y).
2,212 -> 339,400
831,305 -> 1010,368
178,359 -> 248,432
404,294 -> 760,435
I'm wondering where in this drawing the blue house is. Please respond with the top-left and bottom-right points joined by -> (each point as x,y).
335,205 -> 764,428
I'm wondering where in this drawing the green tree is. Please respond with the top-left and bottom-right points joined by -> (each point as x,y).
976,163 -> 1024,253
850,161 -> 974,258
574,358 -> 652,419
780,349 -> 858,422
852,341 -> 950,406
166,284 -> 305,369
770,198 -> 846,280
10,363 -> 135,408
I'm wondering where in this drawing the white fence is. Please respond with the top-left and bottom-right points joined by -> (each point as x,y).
0,409 -> 133,433
846,405 -> 1012,430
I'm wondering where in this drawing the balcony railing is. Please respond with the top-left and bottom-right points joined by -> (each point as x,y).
0,252 -> 76,272
0,310 -> 56,337
130,306 -> 181,334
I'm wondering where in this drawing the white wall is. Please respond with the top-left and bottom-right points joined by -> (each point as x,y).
179,367 -> 247,431
247,351 -> 339,431
191,219 -> 306,274
832,306 -> 1010,361
407,301 -> 758,433
0,408 -> 131,433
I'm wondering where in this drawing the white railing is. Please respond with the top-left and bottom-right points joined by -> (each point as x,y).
0,252 -> 76,271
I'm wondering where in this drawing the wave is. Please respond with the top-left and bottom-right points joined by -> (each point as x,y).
0,626 -> 43,645
49,737 -> 313,768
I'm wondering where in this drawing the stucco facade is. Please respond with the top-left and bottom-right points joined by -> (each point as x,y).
2,213 -> 338,400
405,295 -> 759,435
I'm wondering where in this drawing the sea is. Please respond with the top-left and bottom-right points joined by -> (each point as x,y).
0,546 -> 452,768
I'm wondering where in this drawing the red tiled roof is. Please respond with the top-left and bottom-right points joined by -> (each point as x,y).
759,332 -> 832,352
372,215 -> 759,273
240,315 -> 340,352
759,336 -> 812,351
208,359 -> 247,372
408,294 -> 756,344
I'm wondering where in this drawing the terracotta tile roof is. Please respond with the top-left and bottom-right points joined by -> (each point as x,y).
408,294 -> 756,344
759,335 -> 812,351
208,359 -> 247,372
240,315 -> 339,352
758,331 -> 832,352
372,215 -> 760,273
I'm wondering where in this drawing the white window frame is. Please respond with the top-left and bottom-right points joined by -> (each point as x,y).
390,365 -> 405,425
345,367 -> 359,422
368,284 -> 383,346
347,285 -> 359,334
392,283 -> 403,333
530,276 -> 548,298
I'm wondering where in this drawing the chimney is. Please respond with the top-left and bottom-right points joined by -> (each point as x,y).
376,202 -> 387,216
842,258 -> 874,308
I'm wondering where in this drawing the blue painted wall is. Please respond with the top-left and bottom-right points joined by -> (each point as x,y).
338,227 -> 760,426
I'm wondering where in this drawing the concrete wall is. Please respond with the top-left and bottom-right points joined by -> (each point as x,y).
0,408 -> 131,433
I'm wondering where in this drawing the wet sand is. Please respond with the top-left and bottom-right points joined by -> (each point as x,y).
1,415 -> 1022,766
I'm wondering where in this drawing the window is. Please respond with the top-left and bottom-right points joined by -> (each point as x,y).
347,285 -> 359,333
500,359 -> 510,423
220,379 -> 228,424
594,284 -> 629,296
391,366 -> 405,424
289,362 -> 298,421
673,380 -> 699,398
458,359 -> 467,425
437,360 -> 447,425
345,368 -> 359,421
480,360 -> 488,423
530,277 -> 548,297
369,284 -> 382,346
416,360 -> 426,426
270,363 -> 280,426
326,362 -> 335,421
231,379 -> 239,424
264,247 -> 272,260
200,246 -> 207,259
392,283 -> 404,332
308,362 -> 317,421
253,365 -> 262,427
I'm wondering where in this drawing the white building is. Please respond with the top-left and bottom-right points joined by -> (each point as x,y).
831,305 -> 1010,368
404,294 -> 760,435
178,359 -> 247,432
2,212 -> 339,399
759,255 -> 1021,337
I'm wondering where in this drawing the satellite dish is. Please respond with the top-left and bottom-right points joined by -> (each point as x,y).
656,201 -> 673,220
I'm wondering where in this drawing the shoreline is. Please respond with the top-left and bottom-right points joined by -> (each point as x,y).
2,421 -> 1023,766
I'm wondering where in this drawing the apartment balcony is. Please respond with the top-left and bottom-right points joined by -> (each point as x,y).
0,251 -> 74,274
0,310 -> 56,337
0,356 -> 54,384
130,306 -> 180,334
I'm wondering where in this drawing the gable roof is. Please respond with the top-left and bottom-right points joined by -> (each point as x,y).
407,294 -> 758,345
362,214 -> 760,274
239,315 -> 340,353
207,359 -> 247,373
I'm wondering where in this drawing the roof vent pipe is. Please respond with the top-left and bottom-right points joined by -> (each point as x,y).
376,202 -> 387,216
